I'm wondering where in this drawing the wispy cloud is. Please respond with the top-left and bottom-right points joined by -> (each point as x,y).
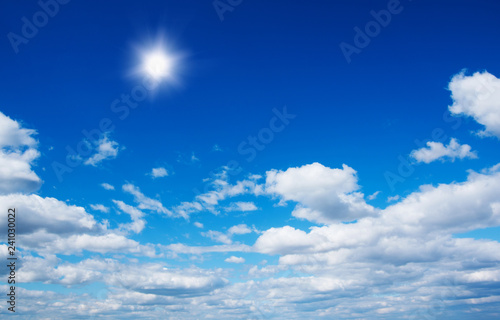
90,204 -> 110,213
122,183 -> 171,215
225,201 -> 259,212
84,135 -> 121,166
101,183 -> 115,190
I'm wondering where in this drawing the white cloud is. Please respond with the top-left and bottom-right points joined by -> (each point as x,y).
228,224 -> 252,235
113,200 -> 146,233
227,164 -> 500,319
367,191 -> 380,200
101,183 -> 115,190
386,195 -> 400,202
6,161 -> 500,319
166,243 -> 251,255
150,167 -> 168,178
225,201 -> 259,212
171,169 -> 264,218
255,164 -> 500,256
21,231 -> 157,257
202,230 -> 233,244
0,194 -> 99,235
193,222 -> 204,228
410,138 -> 477,163
265,162 -> 377,224
0,111 -> 41,194
225,256 -> 245,264
0,193 -> 158,257
90,204 -> 109,213
202,224 -> 253,245
122,183 -> 171,215
448,70 -> 500,138
107,264 -> 228,297
17,256 -> 227,298
84,135 -> 121,166
0,111 -> 37,148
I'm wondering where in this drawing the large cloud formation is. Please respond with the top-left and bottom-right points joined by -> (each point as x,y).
448,71 -> 500,138
0,111 -> 41,194
265,162 -> 377,224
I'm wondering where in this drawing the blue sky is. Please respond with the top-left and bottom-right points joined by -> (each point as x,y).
1,0 -> 500,318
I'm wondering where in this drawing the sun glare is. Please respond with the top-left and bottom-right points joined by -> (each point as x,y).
143,50 -> 172,80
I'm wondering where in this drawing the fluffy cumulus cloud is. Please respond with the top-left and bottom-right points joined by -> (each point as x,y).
0,194 -> 99,235
256,165 -> 500,256
4,162 -> 500,319
3,104 -> 500,318
410,138 -> 478,163
265,162 -> 377,224
448,71 -> 500,138
16,257 -> 228,300
0,194 -> 157,257
106,264 -> 228,297
247,164 -> 500,319
0,111 -> 41,194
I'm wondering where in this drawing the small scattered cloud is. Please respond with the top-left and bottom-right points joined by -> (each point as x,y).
191,153 -> 199,162
176,151 -> 200,165
202,224 -> 253,244
410,138 -> 477,164
367,191 -> 381,200
112,200 -> 146,234
194,222 -> 204,229
122,184 -> 171,215
212,144 -> 223,152
227,224 -> 252,235
225,256 -> 245,264
90,204 -> 109,213
150,167 -> 168,179
84,134 -> 121,166
101,183 -> 115,190
386,195 -> 400,202
225,201 -> 259,212
202,230 -> 232,244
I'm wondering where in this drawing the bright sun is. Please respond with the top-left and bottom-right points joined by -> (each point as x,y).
143,50 -> 172,80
